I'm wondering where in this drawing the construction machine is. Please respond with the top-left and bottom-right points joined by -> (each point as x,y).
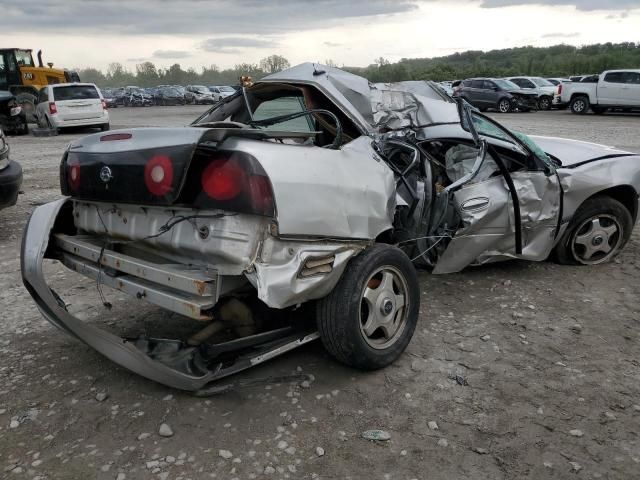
0,48 -> 80,121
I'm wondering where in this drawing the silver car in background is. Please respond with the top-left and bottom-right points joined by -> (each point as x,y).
22,63 -> 640,392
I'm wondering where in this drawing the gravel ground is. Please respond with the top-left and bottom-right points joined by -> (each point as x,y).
0,107 -> 639,480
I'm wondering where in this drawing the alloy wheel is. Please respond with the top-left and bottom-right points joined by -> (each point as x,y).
359,266 -> 409,350
571,214 -> 622,265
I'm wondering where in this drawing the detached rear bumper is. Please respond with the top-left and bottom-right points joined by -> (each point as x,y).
20,199 -> 356,390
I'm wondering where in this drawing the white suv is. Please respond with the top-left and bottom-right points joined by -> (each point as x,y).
36,83 -> 110,132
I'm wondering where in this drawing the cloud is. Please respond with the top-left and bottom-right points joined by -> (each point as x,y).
480,0 -> 640,11
153,50 -> 192,59
323,41 -> 343,47
541,32 -> 580,38
199,37 -> 280,54
0,0 -> 420,34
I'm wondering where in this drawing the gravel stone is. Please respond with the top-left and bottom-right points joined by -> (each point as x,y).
158,423 -> 174,437
219,449 -> 233,459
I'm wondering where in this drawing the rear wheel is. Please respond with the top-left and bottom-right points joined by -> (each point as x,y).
570,96 -> 589,114
497,98 -> 511,113
555,196 -> 632,265
315,244 -> 419,370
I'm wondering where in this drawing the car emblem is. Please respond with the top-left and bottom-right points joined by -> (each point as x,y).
100,166 -> 113,183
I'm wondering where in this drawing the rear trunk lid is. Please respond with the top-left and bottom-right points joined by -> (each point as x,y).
52,85 -> 103,121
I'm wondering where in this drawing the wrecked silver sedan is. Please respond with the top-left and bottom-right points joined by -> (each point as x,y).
21,64 -> 640,392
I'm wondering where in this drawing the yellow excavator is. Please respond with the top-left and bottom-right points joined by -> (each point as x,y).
0,48 -> 80,121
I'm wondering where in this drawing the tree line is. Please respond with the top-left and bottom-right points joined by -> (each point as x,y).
77,43 -> 640,87
78,54 -> 291,87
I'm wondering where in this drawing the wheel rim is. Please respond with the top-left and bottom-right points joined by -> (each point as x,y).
359,266 -> 409,350
540,98 -> 550,109
571,214 -> 622,265
573,100 -> 585,112
499,100 -> 510,113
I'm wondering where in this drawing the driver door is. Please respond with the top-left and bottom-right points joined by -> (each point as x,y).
432,112 -> 562,274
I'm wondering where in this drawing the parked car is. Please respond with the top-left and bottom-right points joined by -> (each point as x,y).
35,83 -> 110,132
454,78 -> 539,112
21,63 -> 640,391
505,77 -> 556,110
546,78 -> 571,86
558,70 -> 640,114
155,86 -> 186,106
437,82 -> 454,96
208,85 -> 237,101
0,91 -> 28,135
185,85 -> 215,105
110,87 -> 127,107
0,128 -> 22,210
123,86 -> 154,107
100,88 -> 118,109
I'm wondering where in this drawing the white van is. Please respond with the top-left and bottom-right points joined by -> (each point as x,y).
35,83 -> 110,131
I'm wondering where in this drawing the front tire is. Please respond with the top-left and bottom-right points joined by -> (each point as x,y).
554,196 -> 632,265
497,98 -> 511,113
315,244 -> 420,370
538,96 -> 552,110
570,96 -> 590,114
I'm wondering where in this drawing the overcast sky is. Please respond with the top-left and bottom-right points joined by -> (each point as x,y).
2,0 -> 639,71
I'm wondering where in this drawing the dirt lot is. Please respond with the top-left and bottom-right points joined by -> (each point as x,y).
1,107 -> 639,480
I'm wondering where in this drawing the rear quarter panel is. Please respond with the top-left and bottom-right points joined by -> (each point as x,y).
221,136 -> 396,240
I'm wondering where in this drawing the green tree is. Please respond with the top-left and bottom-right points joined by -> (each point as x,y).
259,55 -> 290,74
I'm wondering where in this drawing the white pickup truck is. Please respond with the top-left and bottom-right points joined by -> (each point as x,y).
558,69 -> 640,114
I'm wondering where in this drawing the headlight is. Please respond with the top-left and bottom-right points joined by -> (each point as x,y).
10,106 -> 22,116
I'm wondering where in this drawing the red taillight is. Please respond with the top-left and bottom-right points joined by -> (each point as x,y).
144,155 -> 174,196
248,175 -> 274,214
49,102 -> 57,115
101,99 -> 107,110
557,84 -> 562,95
195,152 -> 275,216
201,159 -> 245,200
67,157 -> 80,191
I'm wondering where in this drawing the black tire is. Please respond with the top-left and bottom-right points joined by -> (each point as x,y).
15,93 -> 37,123
591,106 -> 607,115
554,196 -> 632,265
538,96 -> 552,111
100,123 -> 110,131
570,95 -> 590,114
315,244 -> 420,370
497,97 -> 511,113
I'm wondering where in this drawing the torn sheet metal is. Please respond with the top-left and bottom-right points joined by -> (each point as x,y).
247,238 -> 367,309
262,63 -> 460,134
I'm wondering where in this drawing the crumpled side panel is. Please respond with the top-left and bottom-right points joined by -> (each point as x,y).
246,238 -> 367,309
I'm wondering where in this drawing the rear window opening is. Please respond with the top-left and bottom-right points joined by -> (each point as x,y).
193,82 -> 362,148
53,85 -> 100,101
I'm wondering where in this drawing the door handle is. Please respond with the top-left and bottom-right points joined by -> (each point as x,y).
461,197 -> 490,212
